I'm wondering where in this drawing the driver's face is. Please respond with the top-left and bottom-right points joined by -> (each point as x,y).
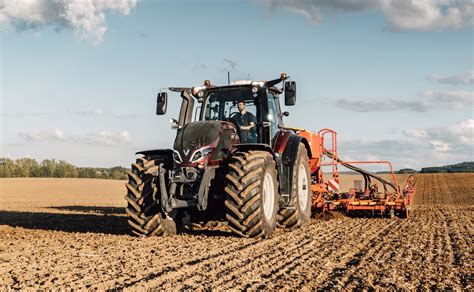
238,102 -> 246,112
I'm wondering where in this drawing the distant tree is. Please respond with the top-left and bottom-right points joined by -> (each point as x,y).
0,158 -> 14,178
29,159 -> 41,177
41,159 -> 56,177
78,168 -> 97,178
16,158 -> 40,177
110,168 -> 127,180
398,168 -> 417,174
421,162 -> 474,173
55,160 -> 78,178
0,157 -> 128,180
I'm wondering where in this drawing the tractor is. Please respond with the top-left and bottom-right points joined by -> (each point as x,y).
124,73 -> 415,238
125,73 -> 313,238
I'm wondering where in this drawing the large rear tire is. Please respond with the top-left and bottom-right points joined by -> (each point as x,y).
224,150 -> 279,238
124,156 -> 177,237
278,144 -> 312,228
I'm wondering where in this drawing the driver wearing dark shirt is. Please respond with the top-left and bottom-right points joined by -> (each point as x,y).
235,100 -> 257,143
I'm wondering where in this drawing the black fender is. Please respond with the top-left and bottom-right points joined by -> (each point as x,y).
136,149 -> 173,157
136,149 -> 174,168
232,143 -> 274,154
279,135 -> 310,206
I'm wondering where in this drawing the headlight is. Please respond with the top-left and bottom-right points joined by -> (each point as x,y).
192,86 -> 207,98
190,146 -> 213,162
173,150 -> 182,163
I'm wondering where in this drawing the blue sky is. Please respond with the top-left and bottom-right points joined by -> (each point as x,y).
1,0 -> 473,170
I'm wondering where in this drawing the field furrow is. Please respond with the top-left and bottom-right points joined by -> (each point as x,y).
0,174 -> 472,289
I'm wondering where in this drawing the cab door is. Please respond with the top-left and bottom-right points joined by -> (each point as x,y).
266,91 -> 283,147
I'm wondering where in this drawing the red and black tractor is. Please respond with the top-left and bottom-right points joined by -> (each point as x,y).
125,73 -> 314,238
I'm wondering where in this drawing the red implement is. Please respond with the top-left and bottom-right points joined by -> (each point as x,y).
294,128 -> 415,218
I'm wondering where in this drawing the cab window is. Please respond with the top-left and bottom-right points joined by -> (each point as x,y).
267,92 -> 280,141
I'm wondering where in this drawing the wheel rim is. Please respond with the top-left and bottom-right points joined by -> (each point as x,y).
297,164 -> 309,210
262,172 -> 275,221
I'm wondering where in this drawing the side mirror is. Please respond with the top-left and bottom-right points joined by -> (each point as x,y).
156,92 -> 168,115
282,111 -> 289,117
284,81 -> 296,106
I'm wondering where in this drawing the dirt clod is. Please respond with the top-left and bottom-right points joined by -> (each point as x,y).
314,211 -> 347,221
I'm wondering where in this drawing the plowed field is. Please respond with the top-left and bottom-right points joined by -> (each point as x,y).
0,174 -> 472,289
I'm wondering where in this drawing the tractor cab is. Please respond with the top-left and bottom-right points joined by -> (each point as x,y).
156,73 -> 296,148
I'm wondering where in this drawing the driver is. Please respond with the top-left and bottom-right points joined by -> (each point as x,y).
235,100 -> 257,143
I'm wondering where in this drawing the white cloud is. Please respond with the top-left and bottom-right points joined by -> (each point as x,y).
261,0 -> 474,30
381,0 -> 473,31
450,119 -> 474,145
17,128 -> 130,146
0,0 -> 138,44
85,130 -> 130,146
428,70 -> 474,85
404,119 -> 473,152
336,90 -> 473,112
429,140 -> 450,152
338,120 -> 473,170
262,0 -> 379,23
18,128 -> 64,142
404,129 -> 428,138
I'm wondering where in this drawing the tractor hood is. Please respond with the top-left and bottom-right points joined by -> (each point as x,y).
173,121 -> 240,165
173,121 -> 222,162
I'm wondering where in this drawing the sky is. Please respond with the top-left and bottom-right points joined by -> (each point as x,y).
0,0 -> 473,170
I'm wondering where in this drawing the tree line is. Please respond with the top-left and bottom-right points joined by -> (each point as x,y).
0,158 -> 128,180
421,161 -> 474,173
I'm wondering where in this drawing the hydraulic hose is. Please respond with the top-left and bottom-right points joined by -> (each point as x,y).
323,150 -> 397,192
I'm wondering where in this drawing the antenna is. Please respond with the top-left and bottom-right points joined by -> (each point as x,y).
227,72 -> 230,85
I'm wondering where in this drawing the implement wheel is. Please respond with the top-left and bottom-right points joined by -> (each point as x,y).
124,156 -> 177,237
278,144 -> 312,228
224,150 -> 279,238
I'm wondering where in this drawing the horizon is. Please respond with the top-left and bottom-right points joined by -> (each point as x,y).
1,0 -> 473,170
1,155 -> 472,173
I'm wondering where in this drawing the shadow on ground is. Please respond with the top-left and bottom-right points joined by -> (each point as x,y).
0,209 -> 129,235
0,208 -> 235,237
48,205 -> 125,215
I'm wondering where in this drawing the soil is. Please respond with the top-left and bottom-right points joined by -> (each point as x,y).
0,174 -> 472,289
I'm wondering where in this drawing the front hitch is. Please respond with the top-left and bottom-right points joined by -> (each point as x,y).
158,163 -> 173,213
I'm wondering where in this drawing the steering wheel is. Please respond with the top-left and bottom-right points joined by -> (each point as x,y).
225,112 -> 241,128
223,115 -> 243,139
229,111 -> 240,119
224,117 -> 240,127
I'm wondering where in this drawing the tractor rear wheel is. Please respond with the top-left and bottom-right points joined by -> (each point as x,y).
224,150 -> 279,238
124,156 -> 177,236
278,143 -> 312,227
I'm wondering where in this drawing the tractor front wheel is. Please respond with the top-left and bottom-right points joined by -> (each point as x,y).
224,150 -> 279,238
124,156 -> 177,236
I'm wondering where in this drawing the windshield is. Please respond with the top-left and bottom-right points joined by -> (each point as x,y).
202,88 -> 258,122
